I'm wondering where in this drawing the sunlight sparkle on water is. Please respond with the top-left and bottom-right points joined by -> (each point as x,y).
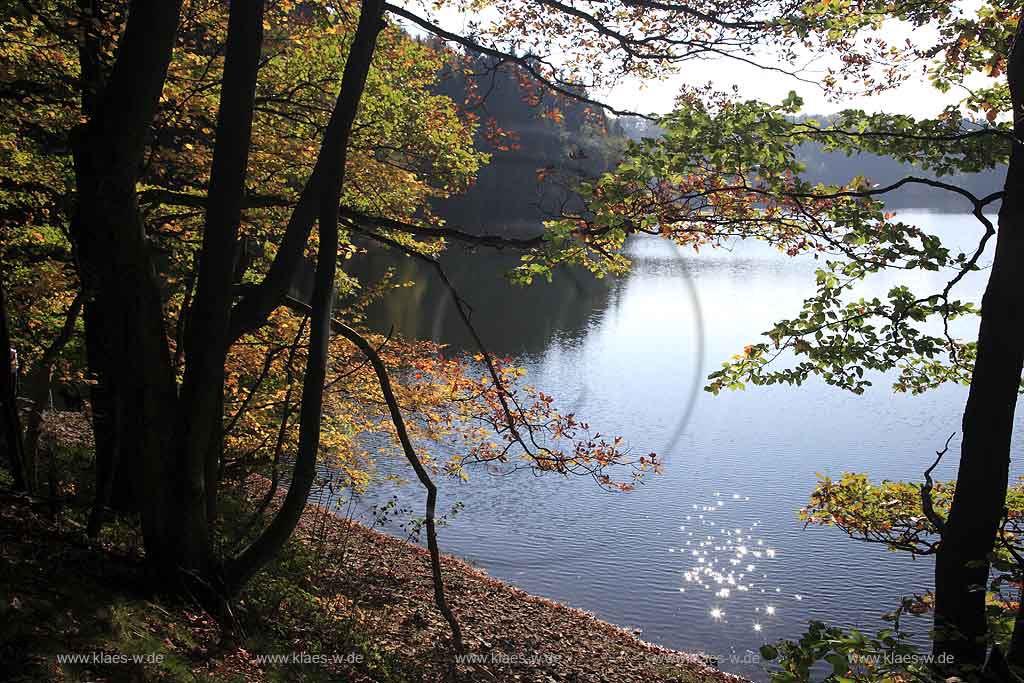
674,495 -> 789,632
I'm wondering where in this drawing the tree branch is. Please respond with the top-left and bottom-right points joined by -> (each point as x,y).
921,433 -> 954,535
384,3 -> 657,120
282,296 -> 465,654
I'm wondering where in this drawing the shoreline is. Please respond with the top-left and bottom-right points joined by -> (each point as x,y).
0,475 -> 750,682
281,480 -> 750,683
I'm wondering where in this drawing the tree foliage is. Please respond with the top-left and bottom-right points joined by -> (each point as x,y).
0,0 -> 661,499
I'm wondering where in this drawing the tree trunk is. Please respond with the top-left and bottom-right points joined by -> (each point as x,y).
164,0 -> 267,585
329,314 -> 465,652
225,0 -> 386,592
73,166 -> 180,559
0,277 -> 28,491
71,0 -> 183,540
933,17 -> 1024,668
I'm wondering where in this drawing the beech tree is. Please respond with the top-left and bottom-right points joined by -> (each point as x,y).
3,0 -> 508,603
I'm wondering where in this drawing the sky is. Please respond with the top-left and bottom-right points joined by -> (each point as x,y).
596,46 -> 953,119
393,1 -> 987,120
593,17 -> 982,119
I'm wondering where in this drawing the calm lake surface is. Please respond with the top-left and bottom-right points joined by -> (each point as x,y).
334,210 -> 1024,680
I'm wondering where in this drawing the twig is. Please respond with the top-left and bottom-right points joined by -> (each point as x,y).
921,433 -> 954,535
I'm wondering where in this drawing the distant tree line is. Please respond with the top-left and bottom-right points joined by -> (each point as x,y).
619,114 -> 1003,211
428,49 -> 628,237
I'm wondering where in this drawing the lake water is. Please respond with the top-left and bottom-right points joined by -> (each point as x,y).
332,210 -> 1024,680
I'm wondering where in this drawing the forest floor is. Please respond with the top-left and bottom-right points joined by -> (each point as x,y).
0,477 -> 745,683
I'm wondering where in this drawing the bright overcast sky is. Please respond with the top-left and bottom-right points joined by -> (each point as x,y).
394,1 -> 986,120
593,17 -> 968,119
596,52 -> 953,119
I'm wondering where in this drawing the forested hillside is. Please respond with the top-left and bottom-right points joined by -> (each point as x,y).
797,138 -> 1004,210
429,52 -> 627,236
616,114 -> 1003,211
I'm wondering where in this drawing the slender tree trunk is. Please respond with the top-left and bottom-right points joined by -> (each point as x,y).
225,0 -> 386,592
933,18 -> 1024,668
22,293 -> 83,479
329,315 -> 464,652
0,277 -> 28,491
165,0 -> 267,585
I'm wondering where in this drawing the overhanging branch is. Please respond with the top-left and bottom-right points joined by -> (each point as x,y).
281,295 -> 465,654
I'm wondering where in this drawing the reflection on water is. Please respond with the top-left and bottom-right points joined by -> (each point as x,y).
334,212 -> 1022,680
346,243 -> 614,356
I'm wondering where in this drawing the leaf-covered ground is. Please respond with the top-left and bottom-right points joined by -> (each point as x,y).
0,482 -> 744,683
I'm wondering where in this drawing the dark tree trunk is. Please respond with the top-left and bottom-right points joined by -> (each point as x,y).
225,0 -> 386,592
73,170 -> 179,555
933,18 -> 1024,669
71,0 -> 183,539
0,277 -> 28,491
72,0 -> 137,516
166,0 -> 267,584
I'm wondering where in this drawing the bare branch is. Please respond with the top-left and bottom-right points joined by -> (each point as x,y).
921,433 -> 954,535
384,3 -> 657,120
